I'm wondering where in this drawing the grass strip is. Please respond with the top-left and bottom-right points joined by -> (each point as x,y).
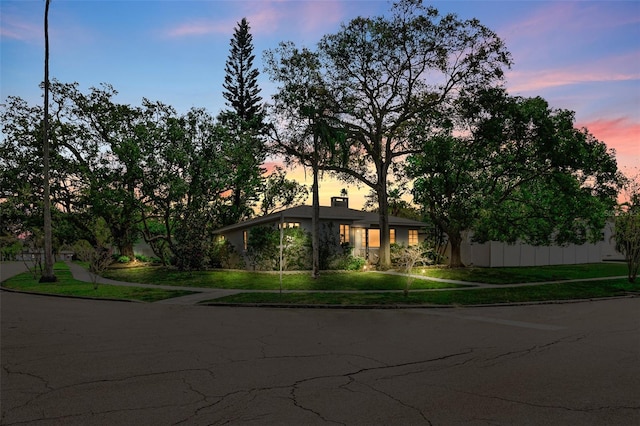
102,267 -> 467,291
2,263 -> 196,303
416,263 -> 628,284
202,279 -> 638,306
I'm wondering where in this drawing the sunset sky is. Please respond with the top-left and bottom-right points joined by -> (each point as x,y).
1,0 -> 638,209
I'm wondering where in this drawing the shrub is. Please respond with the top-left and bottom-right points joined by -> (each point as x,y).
135,254 -> 151,263
209,239 -> 244,269
116,255 -> 130,263
246,225 -> 311,271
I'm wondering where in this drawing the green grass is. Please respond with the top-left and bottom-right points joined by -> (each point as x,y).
203,279 -> 639,306
1,263 -> 197,303
102,267 -> 467,291
416,263 -> 628,284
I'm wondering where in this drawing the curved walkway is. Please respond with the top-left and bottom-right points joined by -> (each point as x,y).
1,261 -> 630,306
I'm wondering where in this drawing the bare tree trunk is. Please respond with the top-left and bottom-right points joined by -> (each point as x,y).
448,232 -> 465,268
40,0 -> 56,283
377,183 -> 391,269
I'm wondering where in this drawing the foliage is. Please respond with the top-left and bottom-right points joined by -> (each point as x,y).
135,103 -> 240,270
0,236 -> 22,261
209,238 -> 244,269
363,186 -> 422,220
134,254 -> 152,263
117,255 -> 130,263
219,18 -> 266,226
245,225 -> 311,271
329,254 -> 367,271
408,89 -> 620,267
71,218 -> 113,288
258,167 -> 309,215
2,82 -> 265,272
265,0 -> 511,267
222,17 -> 263,124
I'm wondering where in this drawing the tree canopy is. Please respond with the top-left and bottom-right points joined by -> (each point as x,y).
265,0 -> 511,267
408,88 -> 620,266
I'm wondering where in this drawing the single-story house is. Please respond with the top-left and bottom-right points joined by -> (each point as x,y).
213,197 -> 429,265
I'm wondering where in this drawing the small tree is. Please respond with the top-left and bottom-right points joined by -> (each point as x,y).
73,239 -> 112,290
391,243 -> 434,296
613,174 -> 640,283
73,217 -> 113,289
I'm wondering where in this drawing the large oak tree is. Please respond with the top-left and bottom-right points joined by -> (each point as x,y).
266,0 -> 511,267
408,89 -> 620,267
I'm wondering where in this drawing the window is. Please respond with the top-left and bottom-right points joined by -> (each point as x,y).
279,222 -> 300,229
243,230 -> 248,251
368,229 -> 380,248
408,229 -> 419,246
340,224 -> 350,244
389,229 -> 396,244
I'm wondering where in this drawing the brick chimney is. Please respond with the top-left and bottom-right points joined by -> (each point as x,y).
331,196 -> 349,208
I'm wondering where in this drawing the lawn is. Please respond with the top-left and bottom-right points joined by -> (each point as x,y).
102,262 -> 629,290
102,266 -> 468,291
1,263 -> 197,303
203,279 -> 638,306
416,263 -> 629,284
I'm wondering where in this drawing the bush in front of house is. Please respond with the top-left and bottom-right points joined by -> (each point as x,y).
209,238 -> 245,269
329,253 -> 367,271
246,225 -> 311,271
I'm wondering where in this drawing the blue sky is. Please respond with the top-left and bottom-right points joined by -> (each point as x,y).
1,0 -> 638,208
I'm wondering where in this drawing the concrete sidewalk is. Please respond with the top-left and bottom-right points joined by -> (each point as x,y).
64,262 -> 243,304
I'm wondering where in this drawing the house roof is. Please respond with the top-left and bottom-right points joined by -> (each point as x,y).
214,205 -> 428,234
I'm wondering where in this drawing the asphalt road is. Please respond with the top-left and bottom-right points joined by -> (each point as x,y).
1,291 -> 639,425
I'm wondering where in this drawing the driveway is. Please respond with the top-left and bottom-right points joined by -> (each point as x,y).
2,291 -> 638,425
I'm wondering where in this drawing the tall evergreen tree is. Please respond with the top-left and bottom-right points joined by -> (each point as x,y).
222,17 -> 262,124
220,18 -> 265,225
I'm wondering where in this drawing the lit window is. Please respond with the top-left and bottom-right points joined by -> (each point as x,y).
279,222 -> 300,229
368,229 -> 380,248
408,229 -> 418,246
243,230 -> 248,251
389,229 -> 396,244
340,224 -> 350,244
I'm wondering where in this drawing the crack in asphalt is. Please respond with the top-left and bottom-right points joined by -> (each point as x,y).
285,349 -> 474,424
480,334 -> 586,366
1,367 -> 217,424
168,350 -> 475,425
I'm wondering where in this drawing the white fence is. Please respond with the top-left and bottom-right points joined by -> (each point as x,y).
458,223 -> 623,267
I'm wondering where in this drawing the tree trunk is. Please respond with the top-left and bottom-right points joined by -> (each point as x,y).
311,138 -> 320,279
40,0 -> 56,283
377,185 -> 391,269
119,243 -> 135,261
448,232 -> 465,268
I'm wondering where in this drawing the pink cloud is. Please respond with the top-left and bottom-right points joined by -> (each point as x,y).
507,51 -> 640,93
500,2 -> 639,46
577,117 -> 640,172
165,19 -> 236,37
1,14 -> 41,43
164,1 -> 346,39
